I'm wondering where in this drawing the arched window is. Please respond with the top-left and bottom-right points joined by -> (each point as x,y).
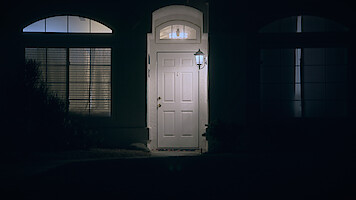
24,16 -> 112,116
159,24 -> 197,39
260,15 -> 348,33
155,21 -> 200,43
259,16 -> 348,118
23,15 -> 112,33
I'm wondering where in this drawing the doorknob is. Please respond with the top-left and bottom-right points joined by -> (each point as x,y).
158,104 -> 162,108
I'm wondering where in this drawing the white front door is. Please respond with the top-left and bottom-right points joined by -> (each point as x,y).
157,53 -> 199,148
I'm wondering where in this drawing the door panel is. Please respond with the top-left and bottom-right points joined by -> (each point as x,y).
164,72 -> 175,101
181,72 -> 193,101
181,111 -> 194,136
163,111 -> 175,136
158,53 -> 198,148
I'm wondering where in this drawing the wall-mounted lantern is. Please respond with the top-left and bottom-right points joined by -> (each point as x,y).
194,49 -> 206,70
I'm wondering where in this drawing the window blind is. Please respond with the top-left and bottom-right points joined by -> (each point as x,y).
25,47 -> 111,116
69,48 -> 111,116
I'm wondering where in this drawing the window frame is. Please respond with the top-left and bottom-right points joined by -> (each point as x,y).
258,16 -> 351,119
25,47 -> 112,117
23,15 -> 114,118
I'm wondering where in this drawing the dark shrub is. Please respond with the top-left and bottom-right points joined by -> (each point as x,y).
22,60 -> 68,151
1,60 -> 97,153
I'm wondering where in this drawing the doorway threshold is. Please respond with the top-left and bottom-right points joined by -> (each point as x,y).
151,149 -> 202,157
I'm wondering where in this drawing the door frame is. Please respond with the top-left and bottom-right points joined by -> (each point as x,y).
146,5 -> 208,151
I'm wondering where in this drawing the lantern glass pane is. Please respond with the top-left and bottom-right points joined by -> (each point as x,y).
196,55 -> 204,65
200,55 -> 204,65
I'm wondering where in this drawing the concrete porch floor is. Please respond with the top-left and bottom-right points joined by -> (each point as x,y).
1,151 -> 355,200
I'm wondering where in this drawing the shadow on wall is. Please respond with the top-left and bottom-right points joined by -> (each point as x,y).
1,60 -> 105,154
1,60 -> 149,155
206,118 -> 355,154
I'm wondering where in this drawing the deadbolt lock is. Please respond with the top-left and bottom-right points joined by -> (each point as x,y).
157,97 -> 161,100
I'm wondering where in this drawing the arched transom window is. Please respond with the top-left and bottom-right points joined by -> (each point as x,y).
23,15 -> 112,33
159,24 -> 197,39
155,20 -> 200,43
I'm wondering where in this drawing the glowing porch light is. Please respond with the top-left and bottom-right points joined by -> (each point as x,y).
194,49 -> 205,69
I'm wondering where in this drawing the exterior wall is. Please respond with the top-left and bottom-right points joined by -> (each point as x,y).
208,0 -> 356,153
3,0 -> 356,152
